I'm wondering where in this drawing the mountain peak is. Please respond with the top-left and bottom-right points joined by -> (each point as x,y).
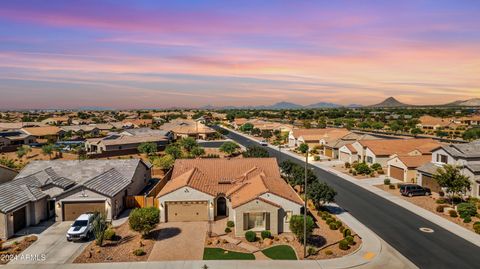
369,97 -> 410,107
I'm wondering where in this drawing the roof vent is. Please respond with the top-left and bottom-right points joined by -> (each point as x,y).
218,178 -> 233,184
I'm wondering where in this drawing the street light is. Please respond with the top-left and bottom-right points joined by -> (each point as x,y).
303,148 -> 308,258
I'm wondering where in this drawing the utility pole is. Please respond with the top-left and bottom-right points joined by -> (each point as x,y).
304,149 -> 308,258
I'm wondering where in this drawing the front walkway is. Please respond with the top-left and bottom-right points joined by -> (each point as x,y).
148,221 -> 208,261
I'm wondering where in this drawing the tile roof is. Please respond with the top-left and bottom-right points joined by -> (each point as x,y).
359,138 -> 441,156
83,168 -> 132,197
21,126 -> 62,136
60,125 -> 99,132
440,141 -> 480,158
122,128 -> 170,137
418,115 -> 453,126
87,134 -> 168,146
292,128 -> 350,142
395,155 -> 432,168
160,119 -> 216,135
158,158 -> 303,208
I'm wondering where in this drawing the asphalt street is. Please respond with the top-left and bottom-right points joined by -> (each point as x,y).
218,126 -> 480,269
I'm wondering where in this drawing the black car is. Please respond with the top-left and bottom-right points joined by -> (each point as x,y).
399,184 -> 431,197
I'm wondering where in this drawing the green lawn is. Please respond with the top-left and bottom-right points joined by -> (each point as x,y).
261,245 -> 297,260
203,248 -> 256,260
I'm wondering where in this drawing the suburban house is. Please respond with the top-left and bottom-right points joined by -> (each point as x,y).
415,115 -> 462,135
387,155 -> 432,183
160,119 -> 216,140
85,133 -> 169,155
348,138 -> 441,167
0,130 -> 36,152
0,164 -> 17,184
0,159 -> 152,239
120,128 -> 173,141
232,118 -> 293,133
0,122 -> 46,131
338,144 -> 360,164
157,158 -> 303,236
21,126 -> 64,144
288,128 -> 350,148
122,119 -> 153,128
41,117 -> 72,126
417,141 -> 480,197
60,125 -> 100,138
322,133 -> 379,159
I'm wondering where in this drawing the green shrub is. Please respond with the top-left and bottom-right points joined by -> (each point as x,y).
314,156 -> 321,161
227,221 -> 235,228
371,163 -> 382,171
343,228 -> 351,238
129,207 -> 160,237
463,216 -> 472,223
436,205 -> 448,213
307,246 -> 317,256
104,229 -> 116,240
133,248 -> 146,256
384,178 -> 391,185
339,226 -> 345,233
225,227 -> 231,233
261,230 -> 272,239
344,162 -> 351,169
326,218 -> 334,225
457,203 -> 477,218
345,235 -> 355,245
339,240 -> 350,250
329,223 -> 338,230
355,163 -> 371,175
321,215 -> 328,220
245,231 -> 256,242
473,222 -> 480,234
436,198 -> 447,204
289,215 -> 315,243
352,170 -> 357,176
449,210 -> 458,218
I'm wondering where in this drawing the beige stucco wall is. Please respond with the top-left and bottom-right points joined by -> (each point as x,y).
0,212 -> 7,239
157,187 -> 215,222
127,162 -> 151,196
234,199 -> 279,237
54,188 -> 109,221
259,193 -> 301,233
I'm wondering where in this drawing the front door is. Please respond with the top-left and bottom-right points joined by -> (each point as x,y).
217,197 -> 227,216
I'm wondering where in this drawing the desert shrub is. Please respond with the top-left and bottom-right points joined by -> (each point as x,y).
344,162 -> 351,169
384,178 -> 391,185
261,230 -> 272,239
307,246 -> 317,256
449,210 -> 458,218
355,162 -> 371,175
104,229 -> 116,240
129,207 -> 160,237
314,156 -> 321,161
345,235 -> 355,245
436,205 -> 448,213
92,212 -> 108,246
436,198 -> 448,204
371,163 -> 382,171
463,216 -> 472,223
473,222 -> 480,234
439,191 -> 445,197
389,184 -> 396,189
326,218 -> 334,225
352,170 -> 357,176
339,240 -> 350,250
225,227 -> 231,233
329,223 -> 338,230
343,228 -> 351,238
457,203 -> 477,218
245,231 -> 256,242
133,248 -> 146,256
227,221 -> 235,228
339,226 -> 345,233
348,169 -> 353,173
325,249 -> 333,255
289,215 -> 315,243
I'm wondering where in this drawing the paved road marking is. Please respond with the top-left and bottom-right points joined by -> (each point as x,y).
363,252 -> 376,260
419,227 -> 434,233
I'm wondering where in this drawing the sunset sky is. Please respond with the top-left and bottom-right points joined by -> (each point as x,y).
0,0 -> 479,109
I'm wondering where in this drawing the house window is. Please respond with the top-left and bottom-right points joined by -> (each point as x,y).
366,156 -> 373,164
436,154 -> 448,164
245,212 -> 266,230
285,211 -> 293,223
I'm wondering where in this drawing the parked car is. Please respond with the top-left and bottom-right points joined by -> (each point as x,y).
259,140 -> 268,146
399,184 -> 431,197
66,213 -> 94,241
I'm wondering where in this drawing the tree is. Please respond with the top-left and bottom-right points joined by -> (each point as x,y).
307,181 -> 337,209
138,142 -> 158,156
297,143 -> 309,154
239,123 -> 254,132
165,144 -> 182,159
179,137 -> 198,152
92,212 -> 108,246
152,154 -> 175,170
250,128 -> 261,136
410,128 -> 423,136
16,145 -> 31,158
261,130 -> 273,139
242,146 -> 269,158
433,165 -> 471,203
289,215 -> 315,243
463,128 -> 480,141
219,141 -> 240,156
41,144 -> 54,159
190,146 -> 206,157
129,207 -> 160,238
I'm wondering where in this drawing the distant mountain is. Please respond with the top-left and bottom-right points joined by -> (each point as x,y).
368,97 -> 412,108
347,104 -> 363,108
305,102 -> 341,108
266,102 -> 304,109
444,98 -> 480,107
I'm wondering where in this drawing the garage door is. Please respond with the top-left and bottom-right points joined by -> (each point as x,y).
13,207 -> 27,233
324,148 -> 333,158
166,201 -> 208,222
390,166 -> 405,181
422,175 -> 441,193
63,201 -> 106,221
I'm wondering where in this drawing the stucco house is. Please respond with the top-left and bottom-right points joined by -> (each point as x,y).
0,159 -> 151,239
85,133 -> 169,155
0,129 -> 36,152
159,119 -> 216,140
417,141 -> 480,197
287,128 -> 350,149
157,158 -> 303,236
387,155 -> 432,183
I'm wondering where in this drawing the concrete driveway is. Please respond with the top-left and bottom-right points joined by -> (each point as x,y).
9,221 -> 89,265
148,222 -> 208,261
